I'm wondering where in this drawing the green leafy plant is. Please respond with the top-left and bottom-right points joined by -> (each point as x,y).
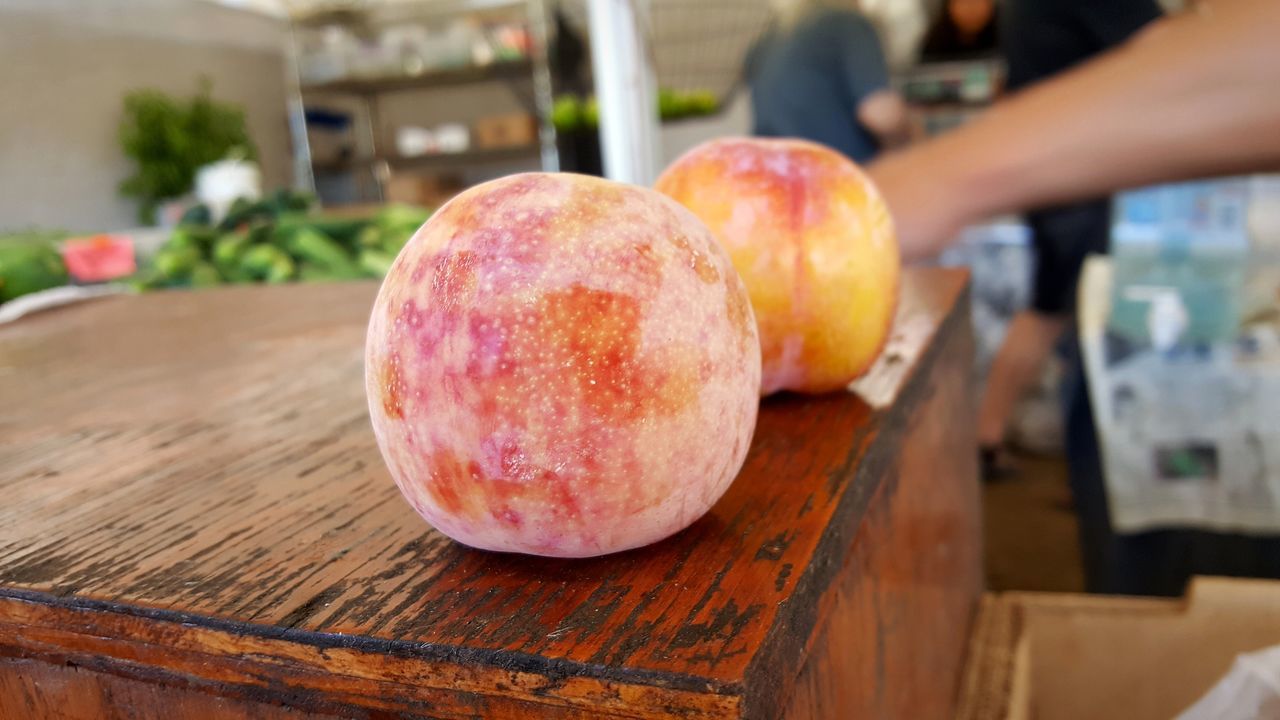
119,78 -> 257,224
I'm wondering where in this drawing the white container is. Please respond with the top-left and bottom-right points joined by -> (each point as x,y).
396,127 -> 437,157
434,123 -> 469,153
195,160 -> 262,223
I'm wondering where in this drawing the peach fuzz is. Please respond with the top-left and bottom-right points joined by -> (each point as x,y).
365,172 -> 761,557
656,138 -> 900,395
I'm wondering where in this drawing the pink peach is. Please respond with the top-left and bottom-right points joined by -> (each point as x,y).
365,172 -> 761,557
657,138 -> 900,395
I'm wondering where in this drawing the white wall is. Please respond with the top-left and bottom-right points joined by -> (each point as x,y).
0,0 -> 292,232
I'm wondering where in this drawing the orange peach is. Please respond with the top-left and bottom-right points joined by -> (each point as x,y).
365,173 -> 761,557
656,138 -> 900,394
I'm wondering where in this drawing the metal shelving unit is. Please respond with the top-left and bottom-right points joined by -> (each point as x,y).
285,0 -> 558,205
312,144 -> 541,174
301,59 -> 532,95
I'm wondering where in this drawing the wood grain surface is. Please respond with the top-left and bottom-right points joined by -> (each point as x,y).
786,288 -> 981,719
1,657 -> 339,720
0,268 -> 976,719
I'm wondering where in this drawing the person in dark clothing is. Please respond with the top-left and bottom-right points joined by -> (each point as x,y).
869,0 -> 1280,595
1001,1 -> 1165,91
976,0 -> 1163,478
921,0 -> 999,62
745,7 -> 910,164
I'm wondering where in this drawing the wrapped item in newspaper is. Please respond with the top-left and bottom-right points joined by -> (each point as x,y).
1080,177 -> 1280,533
1080,258 -> 1280,533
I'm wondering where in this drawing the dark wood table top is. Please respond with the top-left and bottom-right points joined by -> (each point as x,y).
0,268 -> 970,719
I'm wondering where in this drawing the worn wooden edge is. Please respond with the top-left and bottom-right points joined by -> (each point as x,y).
954,589 -> 1178,720
1,273 -> 972,720
0,591 -> 737,719
954,594 -> 1022,720
742,278 -> 972,720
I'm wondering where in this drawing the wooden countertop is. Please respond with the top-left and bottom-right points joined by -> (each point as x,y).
0,267 -> 979,719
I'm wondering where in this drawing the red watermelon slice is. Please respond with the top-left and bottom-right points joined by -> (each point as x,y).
62,235 -> 136,282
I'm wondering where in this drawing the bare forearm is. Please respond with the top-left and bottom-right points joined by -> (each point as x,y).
873,0 -> 1280,259
858,90 -> 912,149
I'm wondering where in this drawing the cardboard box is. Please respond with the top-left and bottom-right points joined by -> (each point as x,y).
958,577 -> 1280,720
384,173 -> 464,208
472,112 -> 538,149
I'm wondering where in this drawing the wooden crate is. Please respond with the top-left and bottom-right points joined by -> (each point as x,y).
0,268 -> 980,719
472,112 -> 538,149
958,577 -> 1280,720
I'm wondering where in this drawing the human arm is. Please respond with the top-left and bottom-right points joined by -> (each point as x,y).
837,13 -> 913,149
857,89 -> 913,149
868,0 -> 1280,260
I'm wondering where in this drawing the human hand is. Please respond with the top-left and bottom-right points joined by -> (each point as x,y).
867,145 -> 975,262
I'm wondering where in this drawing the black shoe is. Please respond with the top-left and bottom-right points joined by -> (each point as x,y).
980,444 -> 1018,483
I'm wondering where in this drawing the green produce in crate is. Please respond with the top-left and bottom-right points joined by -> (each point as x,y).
373,204 -> 430,255
274,213 -> 369,249
239,244 -> 295,283
551,95 -> 583,132
297,262 -> 363,282
358,248 -> 396,277
376,204 -> 431,232
212,232 -> 251,272
218,197 -> 275,231
179,203 -> 212,227
559,89 -> 718,129
357,225 -> 383,250
218,198 -> 253,230
282,227 -> 360,275
686,90 -> 718,115
658,88 -> 682,119
382,234 -> 411,256
0,241 -> 68,302
153,244 -> 202,280
191,225 -> 219,248
162,232 -> 198,255
306,216 -> 371,248
133,191 -> 432,290
189,261 -> 222,287
265,187 -> 316,215
247,222 -> 274,247
165,225 -> 216,254
298,264 -> 334,283
125,268 -> 165,292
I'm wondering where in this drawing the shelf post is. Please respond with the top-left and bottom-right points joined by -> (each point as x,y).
588,0 -> 659,185
528,0 -> 561,173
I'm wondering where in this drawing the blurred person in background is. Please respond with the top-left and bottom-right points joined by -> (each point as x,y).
973,0 -> 1163,479
921,0 -> 999,62
870,0 -> 1280,592
867,0 -> 1280,257
745,2 -> 912,164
